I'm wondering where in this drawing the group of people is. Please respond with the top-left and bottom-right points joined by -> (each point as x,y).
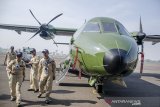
4,46 -> 56,107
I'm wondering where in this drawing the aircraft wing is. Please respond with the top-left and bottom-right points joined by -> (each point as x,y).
144,35 -> 160,45
0,23 -> 77,36
54,27 -> 77,36
0,24 -> 39,34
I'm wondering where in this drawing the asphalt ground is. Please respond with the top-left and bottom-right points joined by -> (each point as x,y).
0,54 -> 160,107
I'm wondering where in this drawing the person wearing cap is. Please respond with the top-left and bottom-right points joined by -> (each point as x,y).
4,46 -> 16,78
38,49 -> 56,104
6,52 -> 25,107
27,48 -> 39,92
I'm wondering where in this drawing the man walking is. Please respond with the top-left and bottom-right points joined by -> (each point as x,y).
4,46 -> 16,78
27,48 -> 39,92
7,52 -> 25,107
38,49 -> 56,104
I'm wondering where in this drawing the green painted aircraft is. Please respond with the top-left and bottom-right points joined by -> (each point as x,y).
0,10 -> 160,93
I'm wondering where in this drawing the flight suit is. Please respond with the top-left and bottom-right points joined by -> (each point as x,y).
38,57 -> 56,100
7,59 -> 25,104
5,52 -> 16,78
29,56 -> 39,91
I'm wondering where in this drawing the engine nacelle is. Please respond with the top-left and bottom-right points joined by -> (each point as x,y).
39,31 -> 55,40
136,32 -> 146,45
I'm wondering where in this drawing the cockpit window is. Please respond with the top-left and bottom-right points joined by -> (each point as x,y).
116,21 -> 130,36
102,22 -> 117,32
83,22 -> 100,32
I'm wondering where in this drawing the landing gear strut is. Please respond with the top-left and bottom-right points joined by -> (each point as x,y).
95,83 -> 103,93
94,77 -> 103,93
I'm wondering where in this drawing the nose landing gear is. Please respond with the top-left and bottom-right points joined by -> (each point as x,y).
94,77 -> 104,93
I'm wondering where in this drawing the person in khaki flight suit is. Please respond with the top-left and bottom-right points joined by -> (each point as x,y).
4,46 -> 16,78
37,49 -> 56,104
7,52 -> 25,107
27,48 -> 39,92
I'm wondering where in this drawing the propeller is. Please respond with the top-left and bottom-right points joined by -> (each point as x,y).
137,17 -> 145,74
27,9 -> 63,47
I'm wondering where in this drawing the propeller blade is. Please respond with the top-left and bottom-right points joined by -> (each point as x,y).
29,9 -> 41,25
140,43 -> 144,74
51,38 -> 58,47
47,13 -> 63,25
136,17 -> 146,45
48,32 -> 58,47
27,29 -> 41,42
139,16 -> 143,33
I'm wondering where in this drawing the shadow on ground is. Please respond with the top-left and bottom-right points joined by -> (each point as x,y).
22,98 -> 97,106
0,94 -> 10,100
51,90 -> 75,94
98,73 -> 160,98
59,83 -> 91,87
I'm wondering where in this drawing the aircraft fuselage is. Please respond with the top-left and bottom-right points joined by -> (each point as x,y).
70,17 -> 139,77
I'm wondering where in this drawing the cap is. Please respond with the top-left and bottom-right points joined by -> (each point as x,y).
31,48 -> 36,53
16,52 -> 23,57
10,46 -> 14,49
42,49 -> 49,54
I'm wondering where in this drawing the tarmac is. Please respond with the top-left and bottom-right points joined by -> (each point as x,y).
0,54 -> 160,107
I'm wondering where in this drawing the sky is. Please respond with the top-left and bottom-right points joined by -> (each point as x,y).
0,0 -> 160,60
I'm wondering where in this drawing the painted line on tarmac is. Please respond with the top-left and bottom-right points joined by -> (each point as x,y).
141,76 -> 160,86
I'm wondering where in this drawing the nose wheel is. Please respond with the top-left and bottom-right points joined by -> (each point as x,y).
94,83 -> 103,93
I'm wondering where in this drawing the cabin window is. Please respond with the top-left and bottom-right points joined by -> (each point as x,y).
116,22 -> 130,36
102,22 -> 117,32
83,22 -> 100,32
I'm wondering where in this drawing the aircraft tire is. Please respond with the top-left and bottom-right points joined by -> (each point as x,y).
95,83 -> 103,93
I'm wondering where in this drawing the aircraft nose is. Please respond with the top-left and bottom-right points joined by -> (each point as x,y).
103,49 -> 128,74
